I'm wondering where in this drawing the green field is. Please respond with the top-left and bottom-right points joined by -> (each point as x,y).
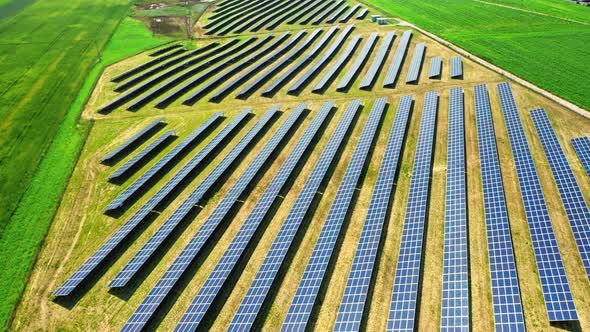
365,0 -> 590,110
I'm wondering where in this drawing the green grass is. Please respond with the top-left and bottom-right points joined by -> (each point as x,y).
0,16 -> 170,331
365,0 -> 590,110
134,5 -> 190,17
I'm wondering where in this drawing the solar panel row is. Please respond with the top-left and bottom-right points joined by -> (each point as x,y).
313,1 -> 345,25
340,4 -> 361,23
52,112 -> 227,297
440,87 -> 469,332
112,48 -> 187,82
360,31 -> 396,89
473,84 -> 525,331
387,90 -> 438,332
356,8 -> 368,19
108,130 -> 175,180
109,107 -> 278,289
282,98 -> 387,332
214,0 -> 287,35
285,0 -> 322,25
300,0 -> 334,25
287,25 -> 354,93
326,3 -> 349,23
175,103 -> 332,332
312,35 -> 361,93
405,42 -> 426,83
228,100 -> 360,332
149,44 -> 182,57
428,56 -> 442,78
206,0 -> 253,27
530,108 -> 590,281
334,95 -> 412,332
121,106 -> 303,332
226,0 -> 291,35
571,137 -> 590,180
497,82 -> 577,322
250,0 -> 314,31
236,29 -> 323,99
336,33 -> 378,91
450,56 -> 463,78
207,0 -> 279,33
183,32 -> 290,104
104,113 -> 222,212
383,30 -> 412,87
101,117 -> 165,163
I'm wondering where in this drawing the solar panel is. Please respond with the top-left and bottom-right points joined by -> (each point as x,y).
299,0 -> 334,25
530,108 -> 590,281
326,3 -> 349,23
183,32 -> 290,104
312,35 -> 361,93
213,0 -> 287,35
210,31 -> 306,102
120,106 -> 303,332
334,95 -> 412,332
236,28 -> 323,99
405,42 -> 425,83
286,0 -> 322,25
52,112 -> 232,297
387,90 -> 438,332
360,31 -> 396,89
473,84 -> 525,331
220,0 -> 290,35
356,8 -> 368,19
336,33 -> 378,91
450,56 -> 463,78
228,100 -> 361,332
261,26 -> 339,96
207,0 -> 278,32
109,107 -> 280,289
206,0 -> 259,28
175,103 -> 332,332
497,82 -> 577,322
383,30 -> 412,87
112,48 -> 187,82
149,44 -> 182,57
440,87 -> 469,331
101,118 -> 165,163
156,36 -> 274,108
104,113 -> 222,212
282,97 -> 386,331
108,130 -> 175,180
287,25 -> 354,94
250,0 -> 315,31
571,137 -> 590,179
339,4 -> 360,23
312,0 -> 344,25
428,56 -> 442,78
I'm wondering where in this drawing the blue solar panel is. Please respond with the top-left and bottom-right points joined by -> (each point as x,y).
120,106 -> 304,332
440,87 -> 469,332
450,56 -> 463,78
174,102 -> 333,332
473,84 -> 525,331
104,113 -> 222,212
383,30 -> 412,87
282,97 -> 386,332
336,33 -> 378,91
112,47 -> 187,82
387,90 -> 438,332
228,100 -> 361,332
356,8 -> 368,19
101,118 -> 165,163
340,4 -> 360,23
109,107 -> 281,289
326,3 -> 349,23
428,56 -> 442,78
571,137 -> 590,180
219,0 -> 290,35
108,130 -> 175,180
405,42 -> 425,83
311,1 -> 341,25
251,0 -> 316,31
497,82 -> 577,322
360,31 -> 396,89
292,0 -> 329,24
210,0 -> 285,34
530,108 -> 590,281
311,35 -> 361,93
52,112 -> 233,297
334,95 -> 412,332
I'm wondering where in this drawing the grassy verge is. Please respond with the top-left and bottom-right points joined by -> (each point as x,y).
0,17 -> 170,330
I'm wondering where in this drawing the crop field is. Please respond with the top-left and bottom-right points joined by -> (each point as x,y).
4,0 -> 590,331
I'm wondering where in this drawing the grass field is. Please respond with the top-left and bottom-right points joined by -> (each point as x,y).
364,0 -> 590,111
0,13 -> 171,330
10,9 -> 590,331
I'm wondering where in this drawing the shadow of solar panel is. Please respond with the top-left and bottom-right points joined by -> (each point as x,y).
497,82 -> 577,322
336,33 -> 378,91
360,31 -> 396,90
334,95 -> 412,332
387,90 -> 438,332
101,118 -> 165,163
52,112 -> 226,298
450,56 -> 463,78
312,35 -> 361,93
428,56 -> 442,78
530,108 -> 590,281
175,102 -> 332,332
282,97 -> 386,332
112,48 -> 187,83
120,106 -> 304,332
571,137 -> 590,180
383,30 -> 412,88
228,100 -> 359,332
340,4 -> 360,23
405,42 -> 425,83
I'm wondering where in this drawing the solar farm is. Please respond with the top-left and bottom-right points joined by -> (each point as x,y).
9,0 -> 590,331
